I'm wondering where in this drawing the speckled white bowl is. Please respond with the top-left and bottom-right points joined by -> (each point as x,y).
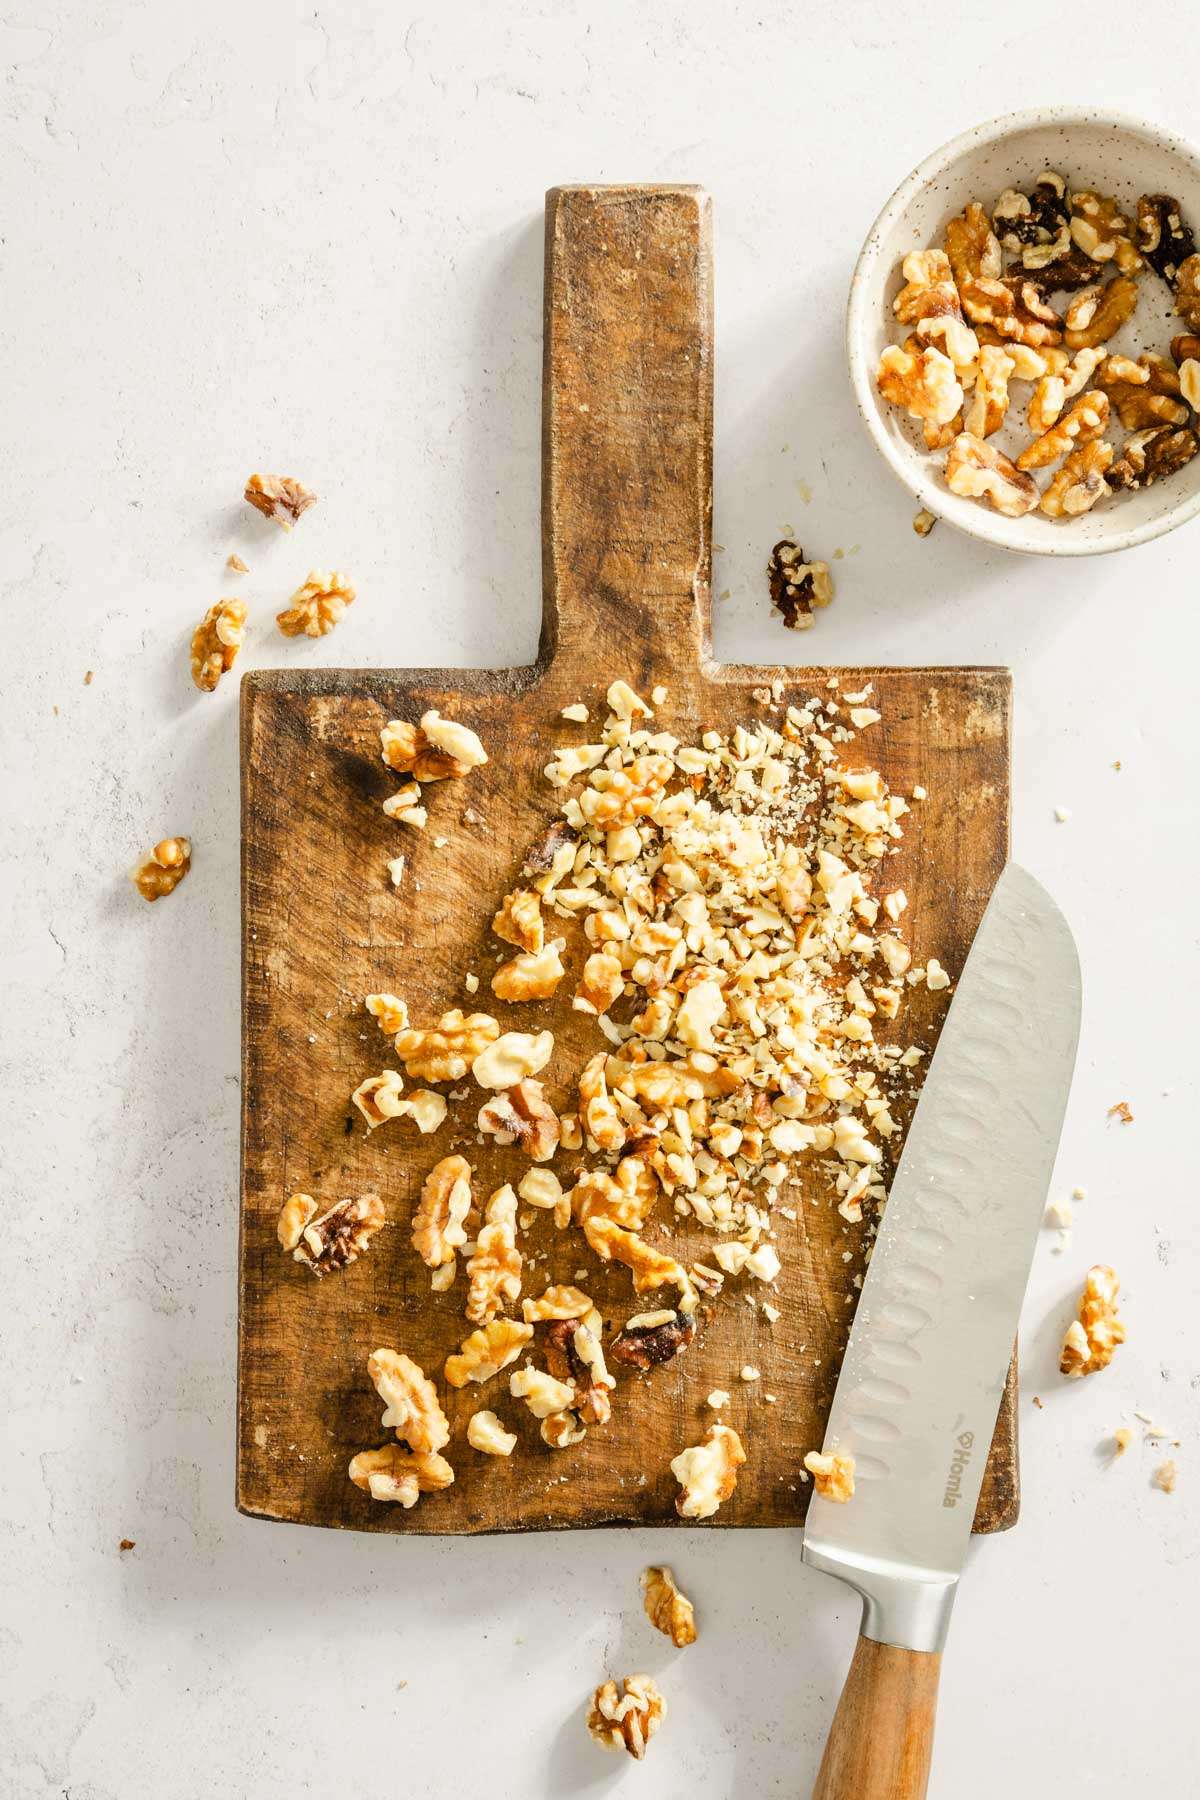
847,108 -> 1200,555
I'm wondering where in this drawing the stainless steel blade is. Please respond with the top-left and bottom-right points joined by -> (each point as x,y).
801,863 -> 1080,1653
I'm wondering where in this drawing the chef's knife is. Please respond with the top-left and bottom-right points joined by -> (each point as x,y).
803,862 -> 1081,1799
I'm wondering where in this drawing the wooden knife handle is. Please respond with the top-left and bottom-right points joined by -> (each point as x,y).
812,1636 -> 941,1799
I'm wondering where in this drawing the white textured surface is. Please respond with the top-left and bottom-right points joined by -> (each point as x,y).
2,5 -> 1198,1796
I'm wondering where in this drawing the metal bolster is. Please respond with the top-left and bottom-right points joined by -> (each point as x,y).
801,1541 -> 959,1655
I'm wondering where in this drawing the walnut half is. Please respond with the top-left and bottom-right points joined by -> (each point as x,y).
293,1192 -> 385,1275
244,472 -> 316,528
641,1565 -> 697,1647
586,1674 -> 666,1760
190,598 -> 247,692
276,569 -> 355,638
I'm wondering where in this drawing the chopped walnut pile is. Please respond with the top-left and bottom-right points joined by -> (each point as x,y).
767,539 -> 834,630
130,836 -> 191,902
244,472 -> 317,528
641,1565 -> 697,1647
1060,1264 -> 1125,1377
804,1448 -> 856,1502
293,1192 -> 385,1276
670,1423 -> 746,1519
876,175 -> 1200,521
586,1674 -> 666,1760
276,569 -> 355,638
189,598 -> 247,692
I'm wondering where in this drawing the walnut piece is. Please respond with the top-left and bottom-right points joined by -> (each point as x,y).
444,1318 -> 533,1388
876,339 -> 964,426
575,949 -> 625,1014
1060,1264 -> 1125,1376
1153,1460 -> 1178,1495
365,992 -> 409,1036
348,1445 -> 454,1507
583,1215 -> 689,1297
276,569 -> 355,638
130,836 -> 191,902
1096,353 -> 1189,429
412,1155 -> 472,1271
641,1565 -> 697,1647
493,887 -> 545,952
944,433 -> 1039,517
477,1078 -> 560,1161
395,1009 -> 500,1082
670,1423 -> 746,1519
471,1029 -> 554,1090
380,718 -> 468,782
521,1284 -> 594,1323
1063,275 -> 1138,350
466,1409 -> 517,1455
1106,425 -> 1199,491
541,1408 -> 587,1448
1017,390 -> 1109,471
1040,441 -> 1115,518
351,1069 -> 407,1128
1135,193 -> 1197,285
381,784 -> 427,829
491,941 -> 565,1001
1068,191 -> 1142,274
419,709 -> 488,773
189,598 -> 247,692
367,1348 -> 450,1455
276,1191 -> 318,1251
805,1449 -> 856,1502
1175,255 -> 1200,331
962,343 -> 1013,439
891,248 -> 978,373
959,276 -> 1063,347
767,539 -> 833,631
293,1192 -> 385,1276
587,1674 -> 666,1761
610,1308 -> 696,1369
993,172 -> 1070,266
509,1363 -> 576,1418
945,199 -> 1002,290
244,472 -> 316,528
465,1184 -> 523,1325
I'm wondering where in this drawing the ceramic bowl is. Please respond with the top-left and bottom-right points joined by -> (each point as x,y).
847,108 -> 1200,554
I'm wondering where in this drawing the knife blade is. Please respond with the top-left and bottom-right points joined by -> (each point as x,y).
802,862 -> 1081,1658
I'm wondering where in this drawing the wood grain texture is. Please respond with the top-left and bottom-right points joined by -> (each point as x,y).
239,185 -> 1016,1535
812,1638 -> 941,1800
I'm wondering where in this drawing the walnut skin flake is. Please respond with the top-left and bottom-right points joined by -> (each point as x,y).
641,1566 -> 697,1646
276,569 -> 355,638
189,598 -> 247,692
587,1674 -> 666,1760
131,836 -> 191,902
244,472 -> 316,528
1060,1264 -> 1125,1376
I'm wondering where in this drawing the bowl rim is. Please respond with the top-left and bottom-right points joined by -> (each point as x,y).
846,105 -> 1200,556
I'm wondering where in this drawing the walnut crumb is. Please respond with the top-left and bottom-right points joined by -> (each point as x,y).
1108,1100 -> 1133,1124
804,1449 -> 856,1502
641,1565 -> 697,1646
226,553 -> 248,574
1152,1459 -> 1178,1494
244,472 -> 316,528
913,507 -> 937,536
1113,1427 -> 1133,1457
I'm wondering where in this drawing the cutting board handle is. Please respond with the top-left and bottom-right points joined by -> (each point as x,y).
812,1635 -> 941,1799
540,184 -> 713,678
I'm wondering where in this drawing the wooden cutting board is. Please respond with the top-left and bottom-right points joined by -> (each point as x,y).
239,185 -> 1015,1535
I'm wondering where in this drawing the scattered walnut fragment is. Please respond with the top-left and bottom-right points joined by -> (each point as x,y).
276,1191 -> 318,1252
466,1409 -> 517,1456
276,570 -> 355,638
610,1308 -> 696,1370
670,1423 -> 746,1520
477,1079 -> 560,1161
365,992 -> 409,1036
1060,1264 -> 1125,1377
1152,1460 -> 1178,1495
492,941 -> 566,1002
348,1445 -> 454,1507
641,1566 -> 697,1648
411,1154 -> 471,1276
912,507 -> 937,536
189,598 -> 247,692
509,1363 -> 576,1419
293,1192 -> 385,1276
444,1318 -> 533,1387
244,472 -> 317,528
587,1674 -> 666,1761
767,538 -> 834,631
805,1449 -> 856,1502
367,1349 -> 450,1455
130,836 -> 191,902
471,1029 -> 554,1090
1112,1427 -> 1133,1458
493,887 -> 544,953
465,1184 -> 523,1325
1108,1100 -> 1134,1124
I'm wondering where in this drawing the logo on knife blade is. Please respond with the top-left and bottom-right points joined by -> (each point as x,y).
942,1431 -> 975,1508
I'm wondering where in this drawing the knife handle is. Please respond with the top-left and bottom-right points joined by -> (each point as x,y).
812,1635 -> 941,1799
